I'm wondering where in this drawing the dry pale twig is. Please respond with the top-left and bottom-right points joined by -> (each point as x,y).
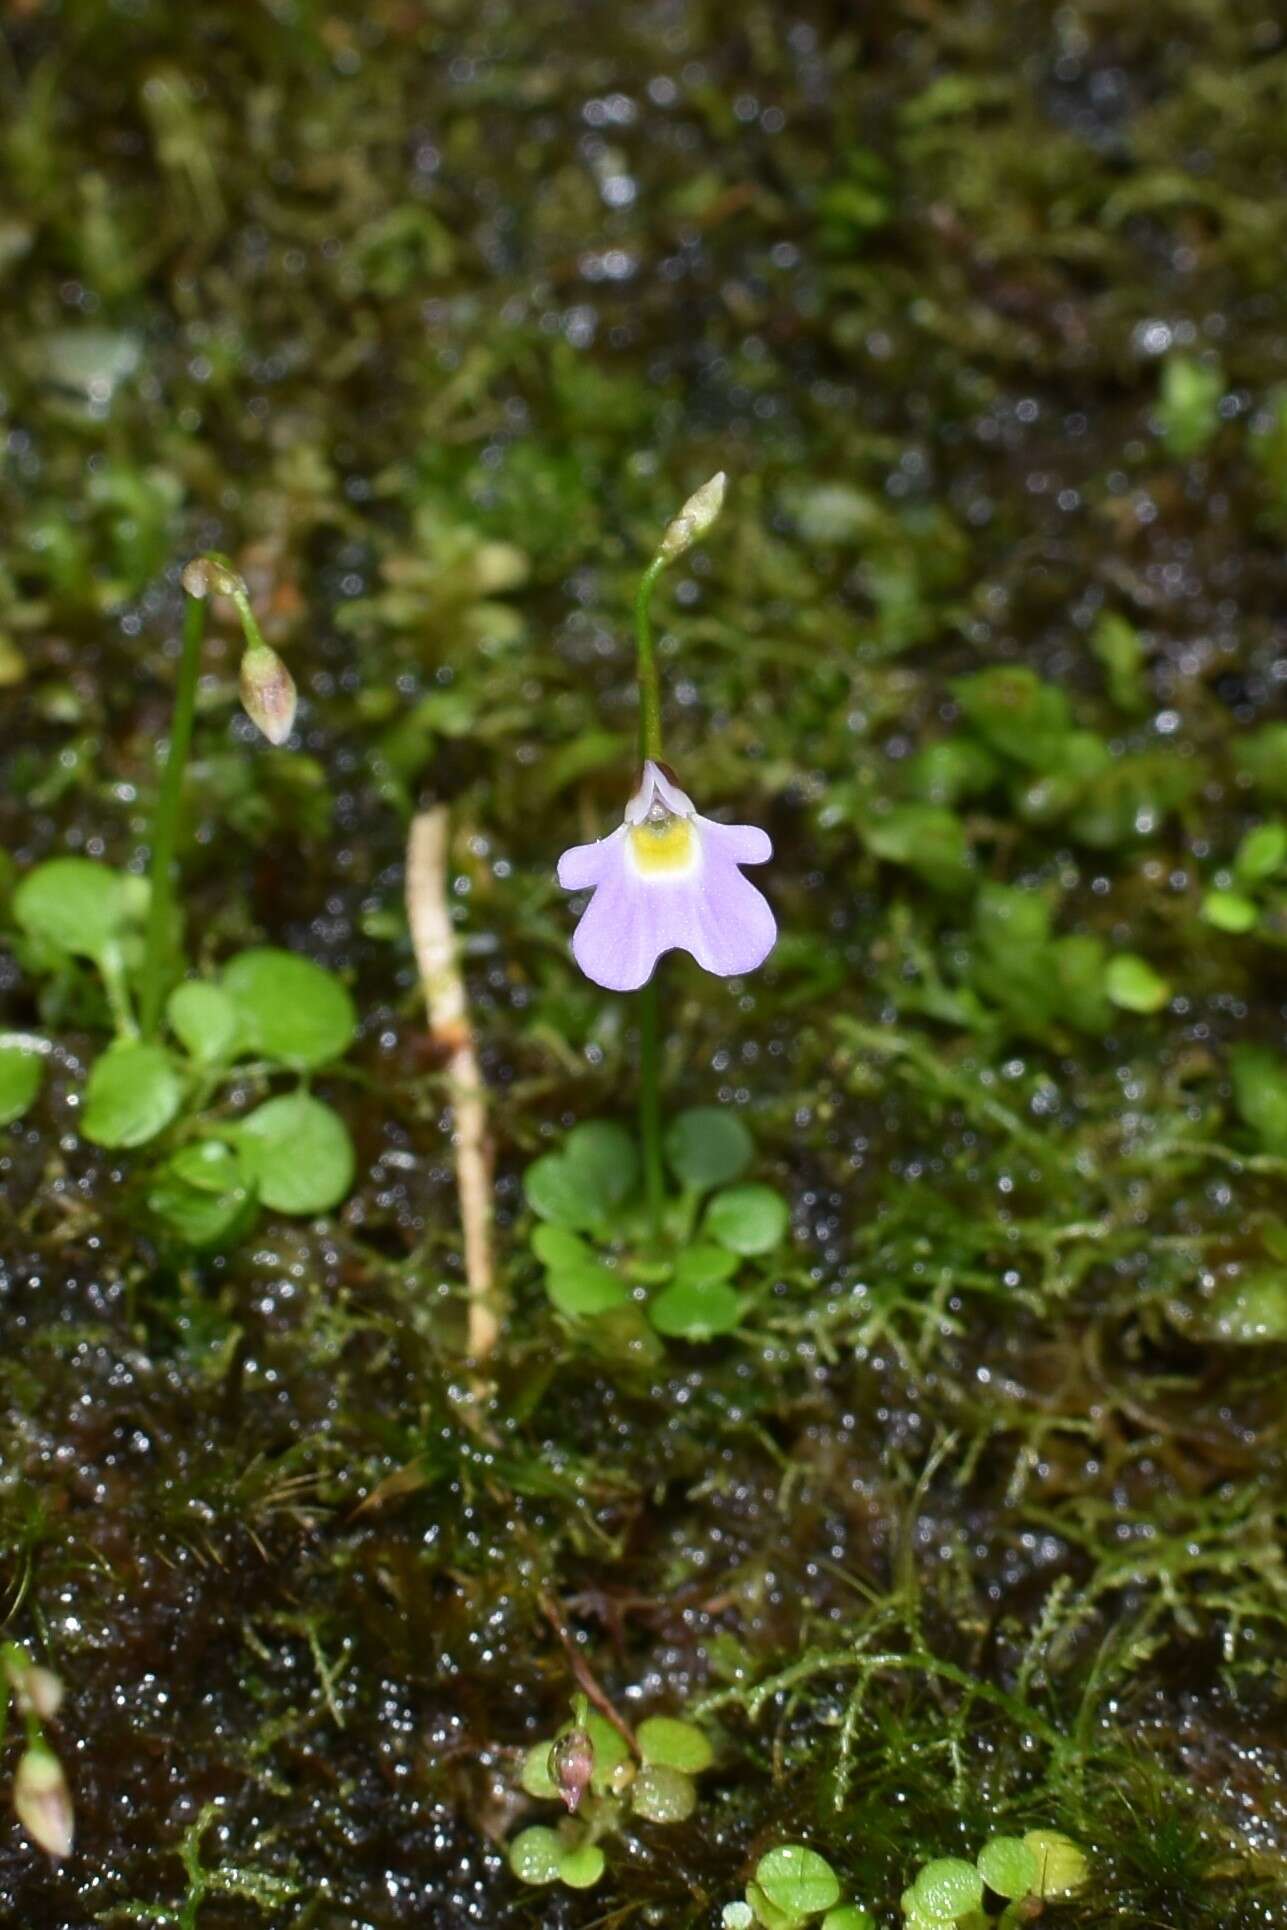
405,808 -> 498,1359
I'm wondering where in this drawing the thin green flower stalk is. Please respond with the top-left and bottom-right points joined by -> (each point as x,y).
139,556 -> 298,1038
558,474 -> 774,1247
631,474 -> 727,1232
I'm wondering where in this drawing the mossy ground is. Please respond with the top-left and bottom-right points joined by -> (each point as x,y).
1,1 -> 1286,1924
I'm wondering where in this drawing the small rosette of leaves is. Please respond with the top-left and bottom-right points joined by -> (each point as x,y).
144,948 -> 357,1242
8,855 -> 359,1246
509,1706 -> 721,1899
899,1831 -> 1088,1927
1201,820 -> 1287,943
509,1707 -> 715,1893
523,1109 -> 791,1345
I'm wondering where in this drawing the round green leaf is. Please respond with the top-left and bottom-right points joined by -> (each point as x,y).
649,1279 -> 743,1340
1021,1832 -> 1087,1899
580,1710 -> 631,1793
222,947 -> 356,1069
976,1837 -> 1038,1900
636,1716 -> 714,1773
531,1224 -> 591,1270
0,1043 -> 44,1127
1201,889 -> 1258,934
1211,1270 -> 1287,1342
629,1763 -> 697,1823
1105,953 -> 1170,1015
664,1107 -> 753,1189
167,981 -> 240,1065
1231,1044 -> 1287,1154
821,1912 -> 875,1930
951,665 -> 1072,766
524,1121 -> 638,1229
507,1825 -> 562,1885
545,1262 -> 630,1318
171,1140 -> 245,1192
706,1183 -> 789,1255
563,1120 -> 638,1204
518,1741 -> 558,1800
80,1040 -> 182,1148
745,1881 -> 799,1930
13,858 -> 129,959
147,1142 -> 253,1248
672,1244 -> 739,1289
235,1092 -> 355,1214
862,801 -> 974,894
1234,821 -> 1287,883
525,1151 -> 595,1228
557,1842 -> 605,1889
911,1858 -> 984,1921
755,1845 -> 840,1920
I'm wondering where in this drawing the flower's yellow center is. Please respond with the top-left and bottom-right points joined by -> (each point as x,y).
628,813 -> 697,877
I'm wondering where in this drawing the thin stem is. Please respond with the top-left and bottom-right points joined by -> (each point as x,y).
98,941 -> 137,1040
229,584 -> 267,653
140,592 -> 205,1038
632,554 -> 667,764
632,551 -> 671,1233
639,973 -> 664,1237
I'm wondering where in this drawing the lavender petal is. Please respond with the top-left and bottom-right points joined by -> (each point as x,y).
557,826 -> 625,891
696,817 -> 772,867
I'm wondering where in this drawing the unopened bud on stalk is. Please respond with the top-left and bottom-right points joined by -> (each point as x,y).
13,1741 -> 74,1860
239,643 -> 298,745
3,1650 -> 62,1720
183,553 -> 298,742
23,1669 -> 65,1722
181,555 -> 243,601
6,1660 -> 64,1722
548,1727 -> 595,1813
657,471 -> 727,562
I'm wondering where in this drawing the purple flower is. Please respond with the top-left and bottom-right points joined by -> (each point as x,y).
557,762 -> 775,991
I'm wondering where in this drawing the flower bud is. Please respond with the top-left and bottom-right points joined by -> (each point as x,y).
658,471 -> 727,562
181,556 -> 243,601
548,1727 -> 594,1813
8,1663 -> 64,1721
3,1651 -> 58,1717
239,643 -> 298,745
13,1742 -> 74,1860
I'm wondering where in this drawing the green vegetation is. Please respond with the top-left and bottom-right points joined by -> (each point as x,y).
523,1111 -> 792,1343
1,1 -> 1286,1925
509,1696 -> 716,1892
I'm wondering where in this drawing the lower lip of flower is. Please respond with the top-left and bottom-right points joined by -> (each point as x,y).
627,815 -> 699,879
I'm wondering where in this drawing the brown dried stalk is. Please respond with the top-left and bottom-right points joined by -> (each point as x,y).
405,808 -> 499,1359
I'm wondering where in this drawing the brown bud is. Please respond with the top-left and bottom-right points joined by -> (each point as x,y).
548,1727 -> 594,1813
239,644 -> 298,745
13,1742 -> 74,1860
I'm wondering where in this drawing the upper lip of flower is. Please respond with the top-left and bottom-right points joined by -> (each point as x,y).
623,763 -> 701,881
623,762 -> 696,825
